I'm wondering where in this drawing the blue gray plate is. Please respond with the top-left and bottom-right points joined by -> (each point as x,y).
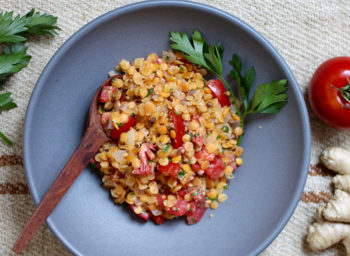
23,1 -> 311,255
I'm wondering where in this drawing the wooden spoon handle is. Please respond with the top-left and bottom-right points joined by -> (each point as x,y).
12,127 -> 108,254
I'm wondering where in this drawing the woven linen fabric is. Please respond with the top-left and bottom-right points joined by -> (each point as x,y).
1,0 -> 350,255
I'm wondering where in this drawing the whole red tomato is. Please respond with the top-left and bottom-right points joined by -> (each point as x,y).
309,57 -> 350,129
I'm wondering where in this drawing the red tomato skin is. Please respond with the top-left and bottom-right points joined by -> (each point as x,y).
207,79 -> 231,107
186,199 -> 207,224
110,116 -> 137,140
170,111 -> 186,148
191,163 -> 202,174
205,157 -> 226,180
129,204 -> 150,221
151,215 -> 166,225
195,148 -> 215,162
99,86 -> 117,103
309,57 -> 350,129
133,143 -> 155,175
157,162 -> 180,178
169,198 -> 188,216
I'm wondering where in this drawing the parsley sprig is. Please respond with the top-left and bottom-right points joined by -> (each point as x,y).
230,54 -> 288,144
0,9 -> 60,145
170,30 -> 288,145
0,43 -> 31,86
0,9 -> 59,44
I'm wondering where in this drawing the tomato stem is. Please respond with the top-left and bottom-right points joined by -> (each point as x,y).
331,77 -> 350,105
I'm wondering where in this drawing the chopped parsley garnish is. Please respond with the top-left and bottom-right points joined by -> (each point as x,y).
178,169 -> 186,179
131,113 -> 135,117
174,111 -> 180,116
222,125 -> 229,133
147,88 -> 154,96
164,144 -> 170,152
216,135 -> 221,140
180,66 -> 184,71
118,123 -> 124,127
189,133 -> 194,140
195,133 -> 200,137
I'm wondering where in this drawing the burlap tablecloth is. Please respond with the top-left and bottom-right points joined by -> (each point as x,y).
1,0 -> 350,255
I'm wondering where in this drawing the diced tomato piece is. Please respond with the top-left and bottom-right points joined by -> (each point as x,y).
195,148 -> 216,162
177,189 -> 187,198
186,199 -> 207,224
157,162 -> 180,178
192,133 -> 205,146
151,215 -> 166,225
187,186 -> 205,201
133,143 -> 155,175
101,112 -> 111,127
191,163 -> 202,174
156,194 -> 166,208
207,79 -> 231,107
110,116 -> 137,140
129,204 -> 150,221
169,198 -> 188,216
205,157 -> 226,180
99,86 -> 117,103
170,111 -> 186,148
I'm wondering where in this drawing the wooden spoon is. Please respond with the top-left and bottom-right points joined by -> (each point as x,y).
12,75 -> 121,254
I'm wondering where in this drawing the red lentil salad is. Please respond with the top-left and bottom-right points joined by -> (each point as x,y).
91,30 -> 288,225
92,50 -> 241,224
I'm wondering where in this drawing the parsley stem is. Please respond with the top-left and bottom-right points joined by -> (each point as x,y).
217,75 -> 241,117
0,131 -> 13,146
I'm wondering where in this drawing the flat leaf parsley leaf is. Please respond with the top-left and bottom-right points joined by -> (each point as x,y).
0,43 -> 31,85
0,9 -> 60,43
0,9 -> 59,146
0,92 -> 17,145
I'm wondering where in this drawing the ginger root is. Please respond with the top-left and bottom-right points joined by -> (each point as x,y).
333,174 -> 350,193
307,222 -> 350,253
322,190 -> 350,223
307,146 -> 350,255
321,147 -> 350,174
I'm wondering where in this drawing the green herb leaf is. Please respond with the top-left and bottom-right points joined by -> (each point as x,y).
164,144 -> 170,152
178,169 -> 185,179
169,30 -> 223,75
249,79 -> 288,114
0,92 -> 17,113
147,88 -> 154,96
222,125 -> 229,133
0,9 -> 60,44
216,135 -> 221,140
0,43 -> 31,85
0,131 -> 13,145
229,54 -> 256,110
118,123 -> 124,127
